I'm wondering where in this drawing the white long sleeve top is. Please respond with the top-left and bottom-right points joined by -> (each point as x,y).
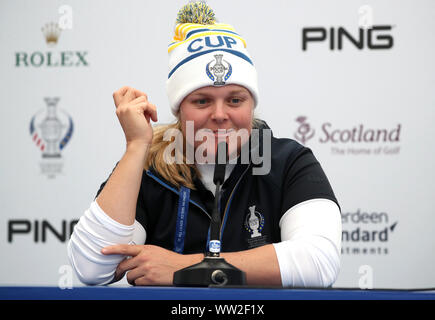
68,164 -> 341,287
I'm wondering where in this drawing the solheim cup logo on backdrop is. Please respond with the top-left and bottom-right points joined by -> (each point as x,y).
29,97 -> 74,178
206,54 -> 232,85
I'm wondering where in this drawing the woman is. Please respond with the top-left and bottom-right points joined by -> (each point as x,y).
68,2 -> 342,287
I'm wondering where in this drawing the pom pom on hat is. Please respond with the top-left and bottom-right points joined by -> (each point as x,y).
166,1 -> 259,115
176,1 -> 216,25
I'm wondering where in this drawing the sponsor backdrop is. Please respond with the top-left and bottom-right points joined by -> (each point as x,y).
1,0 -> 434,289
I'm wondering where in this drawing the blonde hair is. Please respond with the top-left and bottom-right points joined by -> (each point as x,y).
144,121 -> 197,189
144,117 -> 263,190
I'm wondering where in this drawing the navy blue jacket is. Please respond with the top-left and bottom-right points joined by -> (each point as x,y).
96,121 -> 338,254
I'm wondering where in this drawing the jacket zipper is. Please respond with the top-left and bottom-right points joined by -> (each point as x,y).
219,164 -> 252,236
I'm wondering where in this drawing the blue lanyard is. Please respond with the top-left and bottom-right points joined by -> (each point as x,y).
175,186 -> 225,254
173,186 -> 190,254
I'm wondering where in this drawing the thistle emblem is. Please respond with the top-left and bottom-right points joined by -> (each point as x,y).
294,116 -> 315,145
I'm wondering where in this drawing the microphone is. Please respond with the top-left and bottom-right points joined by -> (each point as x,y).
173,141 -> 246,286
213,141 -> 227,184
208,141 -> 227,256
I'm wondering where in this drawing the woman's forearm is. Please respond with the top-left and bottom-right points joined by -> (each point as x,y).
96,142 -> 149,225
221,244 -> 282,286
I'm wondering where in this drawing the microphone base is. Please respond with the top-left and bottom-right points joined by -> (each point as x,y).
173,256 -> 246,287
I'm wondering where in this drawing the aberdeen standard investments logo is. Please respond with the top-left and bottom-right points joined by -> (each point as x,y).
293,116 -> 402,156
15,21 -> 89,68
341,209 -> 398,255
30,97 -> 74,178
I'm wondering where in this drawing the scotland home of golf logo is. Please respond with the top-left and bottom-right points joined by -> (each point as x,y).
29,98 -> 74,178
293,116 -> 401,156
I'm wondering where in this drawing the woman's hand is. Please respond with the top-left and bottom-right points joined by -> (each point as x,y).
112,86 -> 158,147
101,244 -> 201,286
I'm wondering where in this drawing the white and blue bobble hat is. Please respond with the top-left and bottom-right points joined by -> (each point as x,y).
166,1 -> 259,115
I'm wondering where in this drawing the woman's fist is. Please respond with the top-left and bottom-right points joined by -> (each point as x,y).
112,86 -> 158,146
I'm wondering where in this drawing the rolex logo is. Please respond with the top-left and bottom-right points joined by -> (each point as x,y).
15,21 -> 89,68
41,22 -> 61,47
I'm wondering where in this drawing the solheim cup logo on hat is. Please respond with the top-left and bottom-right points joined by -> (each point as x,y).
166,2 -> 259,115
206,54 -> 232,85
29,97 -> 74,178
